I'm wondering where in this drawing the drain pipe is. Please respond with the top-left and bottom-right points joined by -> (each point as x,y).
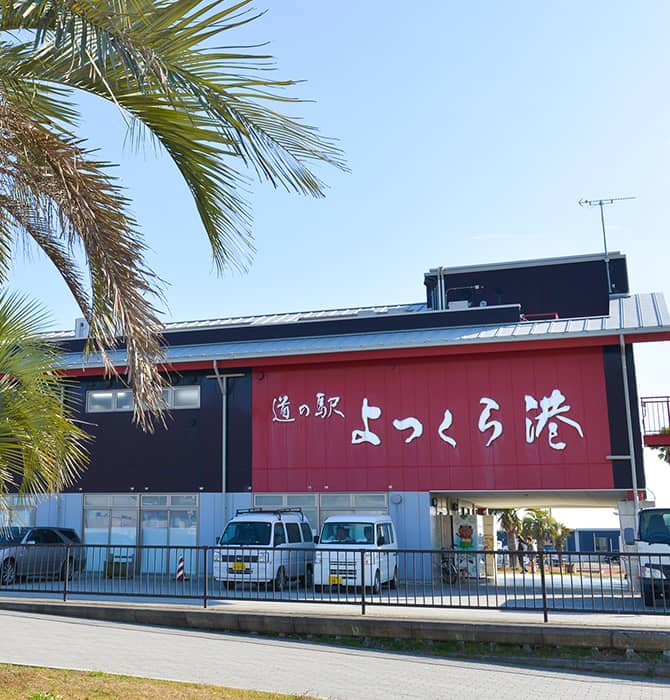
619,334 -> 640,518
210,362 -> 246,529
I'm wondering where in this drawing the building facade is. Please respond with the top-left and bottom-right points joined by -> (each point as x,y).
11,251 -> 670,572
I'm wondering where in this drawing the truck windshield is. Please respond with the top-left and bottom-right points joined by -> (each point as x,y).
219,522 -> 271,546
320,522 -> 374,545
639,510 -> 670,544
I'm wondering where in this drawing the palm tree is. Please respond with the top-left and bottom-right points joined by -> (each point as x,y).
652,428 -> 670,464
0,291 -> 88,520
490,508 -> 520,567
547,519 -> 573,572
0,1 -> 346,429
520,508 -> 553,573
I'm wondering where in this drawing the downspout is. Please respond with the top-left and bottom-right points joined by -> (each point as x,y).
619,334 -> 640,518
211,362 -> 246,528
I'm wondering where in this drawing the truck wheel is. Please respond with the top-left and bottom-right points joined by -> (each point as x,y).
370,570 -> 381,595
390,566 -> 399,590
273,566 -> 287,592
304,565 -> 314,588
1,558 -> 15,585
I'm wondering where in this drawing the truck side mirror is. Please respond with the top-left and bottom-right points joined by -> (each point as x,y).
313,535 -> 319,544
377,535 -> 386,547
623,527 -> 635,546
215,536 -> 220,545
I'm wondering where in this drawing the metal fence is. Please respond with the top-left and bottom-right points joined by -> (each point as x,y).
1,544 -> 668,620
641,396 -> 670,435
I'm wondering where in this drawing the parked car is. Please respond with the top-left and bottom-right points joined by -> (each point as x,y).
313,514 -> 399,594
212,508 -> 315,591
0,527 -> 85,585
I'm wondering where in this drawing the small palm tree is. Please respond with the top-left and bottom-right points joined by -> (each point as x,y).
0,291 -> 88,519
0,1 -> 346,429
491,508 -> 520,545
652,427 -> 670,464
521,508 -> 552,556
546,518 -> 573,572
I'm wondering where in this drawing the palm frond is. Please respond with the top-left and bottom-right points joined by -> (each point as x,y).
3,1 -> 346,254
0,100 -> 167,429
0,289 -> 89,496
0,1 -> 347,429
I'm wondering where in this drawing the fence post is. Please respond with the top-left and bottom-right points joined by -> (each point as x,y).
539,551 -> 548,623
360,549 -> 366,616
203,546 -> 209,609
63,545 -> 70,602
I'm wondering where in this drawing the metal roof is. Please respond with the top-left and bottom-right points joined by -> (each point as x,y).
46,302 -> 428,341
56,292 -> 670,371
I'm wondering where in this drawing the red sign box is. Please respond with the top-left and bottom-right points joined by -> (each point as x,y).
252,347 -> 613,493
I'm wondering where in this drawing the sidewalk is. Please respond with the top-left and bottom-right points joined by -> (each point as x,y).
0,594 -> 669,654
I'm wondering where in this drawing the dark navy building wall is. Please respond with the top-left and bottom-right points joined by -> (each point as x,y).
566,529 -> 620,553
603,345 -> 645,490
226,373 -> 252,492
66,371 -> 252,493
425,255 -> 629,318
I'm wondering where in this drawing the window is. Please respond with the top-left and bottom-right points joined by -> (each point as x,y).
595,536 -> 610,553
0,495 -> 37,528
35,529 -> 63,544
172,386 -> 200,409
253,492 -> 387,532
273,523 -> 286,546
221,522 -> 271,546
86,385 -> 200,413
300,522 -> 313,543
83,493 -> 199,575
380,523 -> 393,544
286,522 -> 301,543
115,390 -> 134,410
87,390 -> 114,412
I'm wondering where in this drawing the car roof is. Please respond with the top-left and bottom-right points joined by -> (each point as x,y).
230,512 -> 308,523
322,514 -> 392,524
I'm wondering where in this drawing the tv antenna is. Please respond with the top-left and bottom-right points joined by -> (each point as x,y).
578,196 -> 636,293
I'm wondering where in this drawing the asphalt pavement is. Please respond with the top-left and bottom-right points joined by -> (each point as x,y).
1,609 -> 669,700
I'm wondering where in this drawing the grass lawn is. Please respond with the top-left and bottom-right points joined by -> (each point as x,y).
0,664 -> 312,699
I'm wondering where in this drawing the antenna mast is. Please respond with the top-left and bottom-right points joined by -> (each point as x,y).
578,196 -> 636,293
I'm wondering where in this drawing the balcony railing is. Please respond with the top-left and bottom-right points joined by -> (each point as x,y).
641,396 -> 670,437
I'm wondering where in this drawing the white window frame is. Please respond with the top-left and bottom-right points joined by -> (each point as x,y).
86,385 -> 200,413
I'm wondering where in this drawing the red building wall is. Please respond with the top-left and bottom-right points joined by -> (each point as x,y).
252,347 -> 613,493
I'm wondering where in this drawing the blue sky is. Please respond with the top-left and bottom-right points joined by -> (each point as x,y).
9,1 -> 670,521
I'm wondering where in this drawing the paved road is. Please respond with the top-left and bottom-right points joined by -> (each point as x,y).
0,610 -> 667,699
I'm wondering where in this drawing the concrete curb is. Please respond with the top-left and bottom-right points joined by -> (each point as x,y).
1,599 -> 669,654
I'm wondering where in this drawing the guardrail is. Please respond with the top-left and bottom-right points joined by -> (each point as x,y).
0,544 -> 668,620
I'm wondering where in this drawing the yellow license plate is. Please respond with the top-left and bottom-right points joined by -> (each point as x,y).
328,575 -> 343,585
232,561 -> 246,572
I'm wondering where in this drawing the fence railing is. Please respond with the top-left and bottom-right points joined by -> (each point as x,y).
0,544 -> 668,620
641,396 -> 670,435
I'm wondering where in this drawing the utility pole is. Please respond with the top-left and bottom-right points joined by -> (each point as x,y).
578,196 -> 636,293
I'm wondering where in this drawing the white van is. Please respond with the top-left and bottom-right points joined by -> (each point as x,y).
212,508 -> 315,591
313,514 -> 399,594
